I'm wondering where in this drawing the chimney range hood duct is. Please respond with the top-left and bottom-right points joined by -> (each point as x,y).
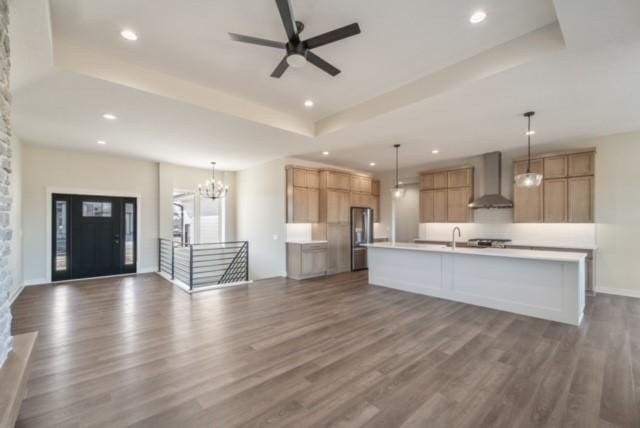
468,151 -> 514,209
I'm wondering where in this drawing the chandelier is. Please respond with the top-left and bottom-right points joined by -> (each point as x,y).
198,162 -> 228,200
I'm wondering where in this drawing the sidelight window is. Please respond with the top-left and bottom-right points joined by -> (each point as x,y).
55,200 -> 68,271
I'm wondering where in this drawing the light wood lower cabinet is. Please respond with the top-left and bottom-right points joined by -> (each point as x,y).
327,224 -> 350,274
287,242 -> 327,280
447,187 -> 473,223
543,179 -> 568,222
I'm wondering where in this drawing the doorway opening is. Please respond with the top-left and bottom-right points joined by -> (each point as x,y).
52,193 -> 137,281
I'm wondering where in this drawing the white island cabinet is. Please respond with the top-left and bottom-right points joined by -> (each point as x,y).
366,243 -> 586,325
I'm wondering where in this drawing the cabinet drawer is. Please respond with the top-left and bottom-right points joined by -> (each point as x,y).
301,244 -> 328,252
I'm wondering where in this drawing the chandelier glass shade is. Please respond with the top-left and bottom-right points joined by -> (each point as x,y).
514,111 -> 543,188
199,162 -> 229,200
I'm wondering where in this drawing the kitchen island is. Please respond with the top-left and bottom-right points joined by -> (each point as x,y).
366,242 -> 586,325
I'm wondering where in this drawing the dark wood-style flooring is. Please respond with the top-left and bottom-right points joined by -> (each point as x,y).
11,271 -> 640,427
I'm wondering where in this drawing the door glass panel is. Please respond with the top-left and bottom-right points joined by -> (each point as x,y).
199,197 -> 220,243
55,200 -> 68,271
82,201 -> 112,217
173,191 -> 195,246
124,202 -> 135,265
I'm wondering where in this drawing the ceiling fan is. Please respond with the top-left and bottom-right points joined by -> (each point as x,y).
228,0 -> 361,78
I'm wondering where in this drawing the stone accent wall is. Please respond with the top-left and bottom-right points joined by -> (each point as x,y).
0,0 -> 12,367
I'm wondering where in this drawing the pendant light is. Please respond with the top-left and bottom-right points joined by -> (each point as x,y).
391,144 -> 406,198
514,111 -> 543,188
198,162 -> 229,200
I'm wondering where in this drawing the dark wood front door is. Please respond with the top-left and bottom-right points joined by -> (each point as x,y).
52,194 -> 137,281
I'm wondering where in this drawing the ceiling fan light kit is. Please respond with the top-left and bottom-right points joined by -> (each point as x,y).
229,0 -> 361,78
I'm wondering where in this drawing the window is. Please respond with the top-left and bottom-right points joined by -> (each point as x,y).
124,202 -> 135,265
199,197 -> 221,243
55,200 -> 68,271
82,201 -> 112,217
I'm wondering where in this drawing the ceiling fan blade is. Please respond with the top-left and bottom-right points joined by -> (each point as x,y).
275,0 -> 298,41
306,51 -> 340,76
304,23 -> 361,49
271,56 -> 289,78
228,33 -> 285,49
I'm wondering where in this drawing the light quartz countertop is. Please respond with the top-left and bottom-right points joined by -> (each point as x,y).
413,239 -> 597,251
367,242 -> 587,263
285,240 -> 328,244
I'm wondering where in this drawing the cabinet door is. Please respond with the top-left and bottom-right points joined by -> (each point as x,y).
292,168 -> 307,187
360,177 -> 372,194
312,250 -> 327,274
421,174 -> 435,190
447,168 -> 472,188
350,175 -> 361,192
306,170 -> 320,188
433,172 -> 448,189
447,187 -> 472,222
568,176 -> 594,223
420,190 -> 435,223
371,180 -> 380,195
327,172 -> 351,190
327,224 -> 350,273
292,187 -> 308,223
568,152 -> 595,177
326,190 -> 340,223
307,188 -> 319,223
543,179 -> 568,222
544,156 -> 568,178
433,190 -> 448,222
372,195 -> 380,223
338,191 -> 351,223
513,159 -> 543,223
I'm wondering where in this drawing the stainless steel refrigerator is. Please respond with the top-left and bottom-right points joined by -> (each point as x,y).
351,207 -> 374,271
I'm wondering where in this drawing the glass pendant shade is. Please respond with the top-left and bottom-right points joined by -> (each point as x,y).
391,187 -> 406,199
515,111 -> 543,188
514,172 -> 543,188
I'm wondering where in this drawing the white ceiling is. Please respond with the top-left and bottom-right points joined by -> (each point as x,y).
49,0 -> 557,120
9,0 -> 640,171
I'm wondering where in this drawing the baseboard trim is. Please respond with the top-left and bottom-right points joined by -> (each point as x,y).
23,270 -> 158,288
23,278 -> 48,287
595,286 -> 640,299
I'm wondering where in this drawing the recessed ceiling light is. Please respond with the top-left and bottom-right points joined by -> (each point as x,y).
470,11 -> 487,24
369,162 -> 376,167
525,130 -> 536,136
304,99 -> 314,108
120,29 -> 138,41
322,151 -> 330,156
102,113 -> 117,120
432,149 -> 440,154
97,140 -> 107,145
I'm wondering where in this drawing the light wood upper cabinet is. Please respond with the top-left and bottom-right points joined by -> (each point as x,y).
326,189 -> 350,224
306,170 -> 320,188
350,175 -> 372,193
568,152 -> 595,177
420,190 -> 447,223
447,187 -> 473,223
543,179 -> 568,222
568,176 -> 594,222
351,192 -> 370,208
543,156 -> 568,179
292,168 -> 307,187
421,172 -> 448,190
447,168 -> 473,188
513,159 -> 544,223
326,171 -> 351,191
291,187 -> 308,223
307,188 -> 319,223
371,180 -> 380,196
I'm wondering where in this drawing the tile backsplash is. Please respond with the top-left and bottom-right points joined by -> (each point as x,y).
419,209 -> 596,248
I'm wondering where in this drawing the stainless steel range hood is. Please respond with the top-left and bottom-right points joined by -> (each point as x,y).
468,152 -> 513,209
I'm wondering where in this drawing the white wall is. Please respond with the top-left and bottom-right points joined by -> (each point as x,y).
22,145 -> 159,283
158,162 -> 236,241
236,158 -> 287,280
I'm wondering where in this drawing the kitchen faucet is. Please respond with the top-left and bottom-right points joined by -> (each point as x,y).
452,227 -> 461,250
